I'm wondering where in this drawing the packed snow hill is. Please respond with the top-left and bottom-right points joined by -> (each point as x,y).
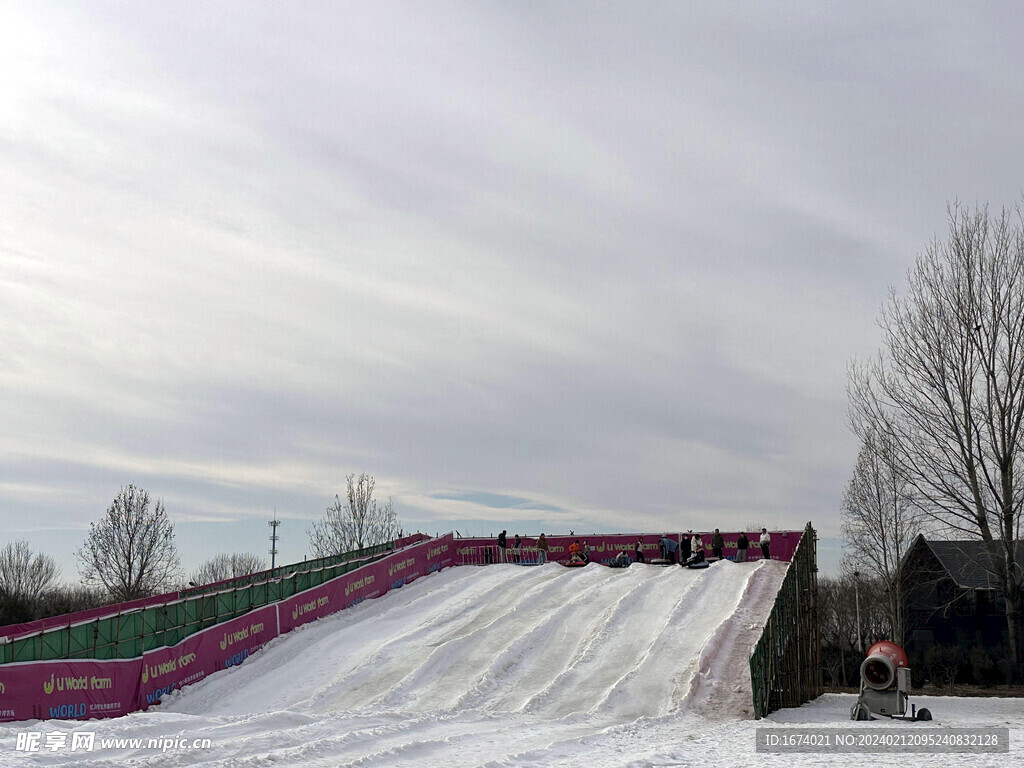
16,557 -> 994,767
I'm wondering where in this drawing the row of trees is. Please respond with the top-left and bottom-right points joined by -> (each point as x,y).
843,201 -> 1024,680
0,473 -> 400,625
820,572 -> 1015,688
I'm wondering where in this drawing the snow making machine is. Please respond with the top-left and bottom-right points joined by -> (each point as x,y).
850,641 -> 931,721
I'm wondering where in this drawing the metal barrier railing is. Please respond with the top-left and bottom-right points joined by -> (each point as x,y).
457,545 -> 546,566
749,522 -> 822,718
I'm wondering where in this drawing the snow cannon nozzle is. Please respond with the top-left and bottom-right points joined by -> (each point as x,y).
850,640 -> 931,722
860,641 -> 908,691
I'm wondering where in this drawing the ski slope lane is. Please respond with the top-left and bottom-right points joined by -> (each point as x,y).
168,559 -> 776,721
2,560 -> 788,767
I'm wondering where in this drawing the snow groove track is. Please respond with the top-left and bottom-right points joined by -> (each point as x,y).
10,561 -> 787,767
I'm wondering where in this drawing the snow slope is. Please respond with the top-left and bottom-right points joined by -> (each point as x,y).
166,558 -> 781,724
17,560 -> 1021,767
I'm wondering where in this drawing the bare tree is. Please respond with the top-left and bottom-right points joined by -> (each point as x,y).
840,425 -> 921,643
77,484 -> 180,601
0,540 -> 60,604
190,553 -> 267,586
308,473 -> 401,557
821,569 -> 900,688
850,202 -> 1024,677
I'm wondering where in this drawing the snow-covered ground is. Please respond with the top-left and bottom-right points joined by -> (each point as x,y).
1,560 -> 1021,767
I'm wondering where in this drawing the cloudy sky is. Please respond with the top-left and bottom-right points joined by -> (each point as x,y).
3,2 -> 1023,578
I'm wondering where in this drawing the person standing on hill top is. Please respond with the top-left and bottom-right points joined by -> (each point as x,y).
736,532 -> 749,563
760,528 -> 771,560
512,533 -> 522,563
537,533 -> 549,564
634,538 -> 645,563
497,530 -> 507,563
665,535 -> 679,563
582,540 -> 591,562
680,532 -> 692,563
711,529 -> 724,560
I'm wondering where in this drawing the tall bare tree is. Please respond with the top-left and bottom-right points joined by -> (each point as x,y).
840,425 -> 921,643
190,552 -> 267,586
850,202 -> 1024,677
308,473 -> 401,557
77,484 -> 180,601
0,541 -> 60,603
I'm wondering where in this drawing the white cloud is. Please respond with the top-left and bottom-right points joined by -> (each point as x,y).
3,2 -> 1024,572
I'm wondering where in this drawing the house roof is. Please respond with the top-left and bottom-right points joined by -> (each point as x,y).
916,537 -> 1024,590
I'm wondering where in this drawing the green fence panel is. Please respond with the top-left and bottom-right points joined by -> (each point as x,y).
117,612 -> 145,659
67,622 -> 94,659
749,522 -> 822,718
0,544 -> 399,665
161,603 -> 188,649
92,616 -> 118,660
41,627 -> 69,661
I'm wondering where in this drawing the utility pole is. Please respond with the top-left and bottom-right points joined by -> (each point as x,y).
269,513 -> 281,569
854,570 -> 863,653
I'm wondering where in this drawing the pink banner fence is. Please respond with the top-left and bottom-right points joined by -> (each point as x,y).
455,530 -> 802,566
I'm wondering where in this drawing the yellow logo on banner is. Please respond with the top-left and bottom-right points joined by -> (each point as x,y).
142,666 -> 149,684
388,558 -> 415,577
344,574 -> 374,597
43,674 -> 54,695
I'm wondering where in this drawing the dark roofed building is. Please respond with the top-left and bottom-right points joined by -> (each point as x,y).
901,535 -> 1024,654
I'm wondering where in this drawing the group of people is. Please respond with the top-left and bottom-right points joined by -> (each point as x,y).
488,529 -> 772,567
490,530 -> 550,564
655,528 -> 772,567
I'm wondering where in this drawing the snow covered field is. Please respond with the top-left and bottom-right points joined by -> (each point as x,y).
1,560 -> 1021,767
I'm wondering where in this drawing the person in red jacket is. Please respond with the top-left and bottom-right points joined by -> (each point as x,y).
568,540 -> 583,563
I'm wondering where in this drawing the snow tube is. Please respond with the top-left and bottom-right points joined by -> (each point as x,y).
685,560 -> 709,569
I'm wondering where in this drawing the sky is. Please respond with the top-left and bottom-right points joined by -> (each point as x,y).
2,2 -> 1024,580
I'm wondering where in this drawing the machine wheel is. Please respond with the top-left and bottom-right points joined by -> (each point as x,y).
916,708 -> 932,721
853,704 -> 871,721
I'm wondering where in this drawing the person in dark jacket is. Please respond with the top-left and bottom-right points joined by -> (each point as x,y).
711,529 -> 724,560
497,530 -> 507,563
537,533 -> 549,564
736,532 -> 749,562
512,533 -> 522,563
680,533 -> 692,563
